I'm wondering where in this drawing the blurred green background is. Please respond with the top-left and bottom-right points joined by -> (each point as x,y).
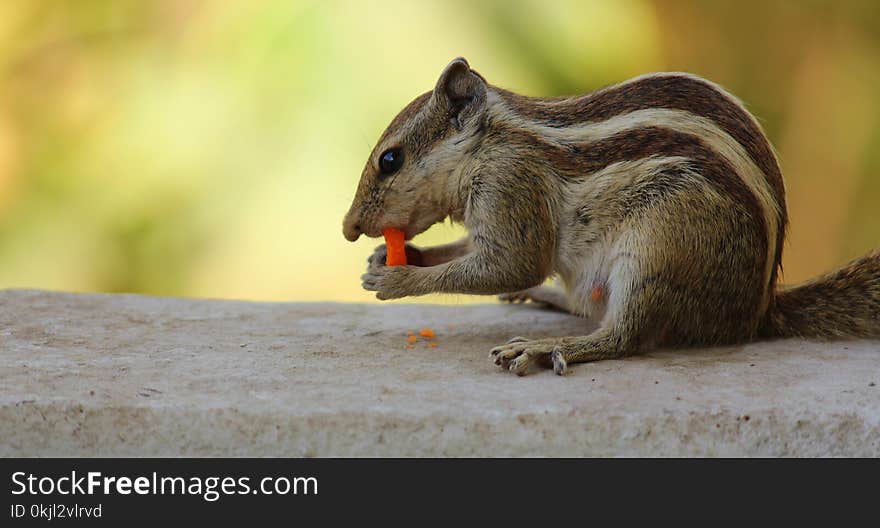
1,0 -> 878,302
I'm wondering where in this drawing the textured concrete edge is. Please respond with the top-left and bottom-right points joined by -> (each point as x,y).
3,403 -> 877,457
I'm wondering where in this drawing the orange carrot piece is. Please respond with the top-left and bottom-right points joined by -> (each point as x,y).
419,328 -> 435,338
407,335 -> 418,343
383,228 -> 407,266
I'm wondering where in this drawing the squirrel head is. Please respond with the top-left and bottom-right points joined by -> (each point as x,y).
343,57 -> 488,242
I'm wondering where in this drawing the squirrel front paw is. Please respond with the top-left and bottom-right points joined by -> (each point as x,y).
367,243 -> 424,270
361,265 -> 417,300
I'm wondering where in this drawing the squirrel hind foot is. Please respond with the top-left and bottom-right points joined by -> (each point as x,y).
498,286 -> 572,313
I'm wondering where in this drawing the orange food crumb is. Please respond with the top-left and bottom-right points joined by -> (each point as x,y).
590,286 -> 604,303
407,344 -> 414,349
407,335 -> 418,343
419,328 -> 435,338
428,342 -> 438,348
383,228 -> 407,266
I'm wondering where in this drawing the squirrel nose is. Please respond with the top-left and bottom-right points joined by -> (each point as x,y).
343,214 -> 362,242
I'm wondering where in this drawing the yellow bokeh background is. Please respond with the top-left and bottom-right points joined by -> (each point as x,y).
1,0 -> 878,302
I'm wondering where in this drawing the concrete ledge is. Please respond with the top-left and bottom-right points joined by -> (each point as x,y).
1,289 -> 878,456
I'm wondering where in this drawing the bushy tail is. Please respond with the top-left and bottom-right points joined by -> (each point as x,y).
760,249 -> 880,339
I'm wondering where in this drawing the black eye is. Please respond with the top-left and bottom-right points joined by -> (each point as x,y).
379,148 -> 404,177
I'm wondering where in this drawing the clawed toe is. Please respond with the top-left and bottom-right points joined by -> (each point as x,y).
499,289 -> 542,304
498,293 -> 515,303
551,347 -> 567,375
360,272 -> 379,291
508,354 -> 533,376
489,342 -> 524,364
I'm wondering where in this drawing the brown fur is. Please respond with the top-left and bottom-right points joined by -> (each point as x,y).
761,249 -> 880,339
493,74 -> 785,214
343,57 -> 880,376
497,75 -> 788,298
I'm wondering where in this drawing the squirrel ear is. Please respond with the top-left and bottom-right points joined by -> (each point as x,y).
432,57 -> 487,129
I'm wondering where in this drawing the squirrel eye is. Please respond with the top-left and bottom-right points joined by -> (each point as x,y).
378,148 -> 404,177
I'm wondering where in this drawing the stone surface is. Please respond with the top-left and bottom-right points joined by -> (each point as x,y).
1,288 -> 879,456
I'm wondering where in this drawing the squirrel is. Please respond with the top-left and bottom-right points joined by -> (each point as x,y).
342,57 -> 880,376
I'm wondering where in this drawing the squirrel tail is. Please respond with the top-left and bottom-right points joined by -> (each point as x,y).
759,249 -> 880,339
